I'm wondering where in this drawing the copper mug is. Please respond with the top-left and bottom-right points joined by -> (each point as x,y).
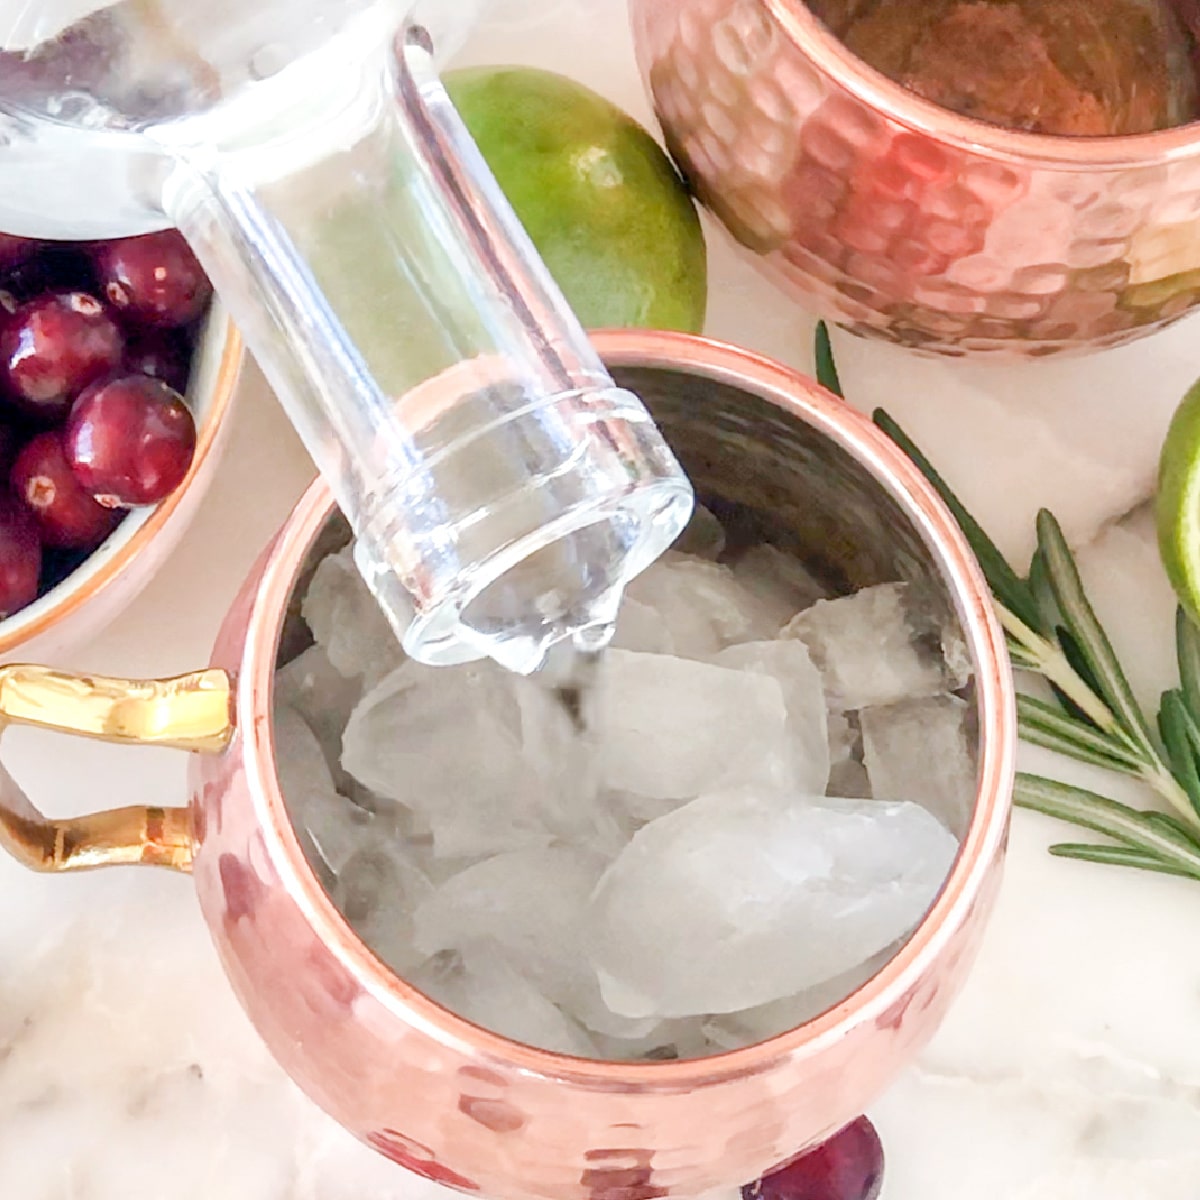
0,330 -> 1014,1199
632,0 -> 1200,357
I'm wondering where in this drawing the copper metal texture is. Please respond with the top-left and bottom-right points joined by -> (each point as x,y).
631,0 -> 1200,356
0,331 -> 1015,1197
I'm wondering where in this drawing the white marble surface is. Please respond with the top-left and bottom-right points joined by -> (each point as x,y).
3,1 -> 1200,1196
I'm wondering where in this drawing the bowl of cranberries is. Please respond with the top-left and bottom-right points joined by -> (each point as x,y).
0,229 -> 240,656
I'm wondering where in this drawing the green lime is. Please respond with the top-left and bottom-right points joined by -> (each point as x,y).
1157,377 -> 1200,620
446,66 -> 708,334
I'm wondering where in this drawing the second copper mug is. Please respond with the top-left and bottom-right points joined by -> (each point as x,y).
632,0 -> 1200,356
0,331 -> 1014,1199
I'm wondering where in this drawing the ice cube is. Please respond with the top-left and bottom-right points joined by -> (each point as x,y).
713,640 -> 830,793
274,644 -> 362,784
412,847 -> 657,1039
511,675 -> 628,859
273,703 -> 369,877
412,847 -> 602,988
596,650 -> 791,801
827,711 -> 872,799
410,945 -> 599,1058
730,544 -> 829,632
861,694 -> 977,837
782,582 -> 971,711
615,788 -> 686,826
673,503 -> 727,560
702,942 -> 899,1050
589,1016 -> 710,1062
301,546 -> 404,682
625,555 -> 777,658
587,788 -> 958,1018
341,660 -> 553,859
611,597 -> 675,654
334,840 -> 433,977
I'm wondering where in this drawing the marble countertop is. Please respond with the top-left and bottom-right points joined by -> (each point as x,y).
4,1 -> 1200,1197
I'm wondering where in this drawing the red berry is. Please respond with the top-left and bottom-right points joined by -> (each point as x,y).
0,246 -> 97,304
0,421 -> 24,478
0,291 -> 124,419
0,234 -> 39,273
0,496 -> 42,619
11,431 -> 121,550
64,375 -> 197,506
93,231 -> 212,329
123,329 -> 192,392
742,1118 -> 884,1200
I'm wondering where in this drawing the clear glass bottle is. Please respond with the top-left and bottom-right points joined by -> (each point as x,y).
0,0 -> 694,673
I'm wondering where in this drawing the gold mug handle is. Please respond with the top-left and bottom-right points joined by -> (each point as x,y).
0,665 -> 234,874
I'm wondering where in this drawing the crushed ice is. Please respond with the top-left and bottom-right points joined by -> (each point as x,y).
273,506 -> 976,1060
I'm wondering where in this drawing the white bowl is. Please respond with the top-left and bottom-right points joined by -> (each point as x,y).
0,304 -> 244,660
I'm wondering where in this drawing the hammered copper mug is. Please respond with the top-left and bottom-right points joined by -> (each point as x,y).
632,0 -> 1200,356
0,330 -> 1014,1200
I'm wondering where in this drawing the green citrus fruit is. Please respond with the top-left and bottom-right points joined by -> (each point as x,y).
446,66 -> 708,334
1156,377 -> 1200,621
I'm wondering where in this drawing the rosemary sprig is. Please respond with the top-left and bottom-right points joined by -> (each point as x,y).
814,321 -> 1200,881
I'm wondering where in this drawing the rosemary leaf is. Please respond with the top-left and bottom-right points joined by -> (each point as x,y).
999,607 -> 1119,734
1017,694 -> 1145,773
1015,774 -> 1200,874
1144,810 -> 1200,842
1177,606 -> 1200,720
1035,510 -> 1158,756
814,321 -> 843,397
1047,843 -> 1200,881
1008,644 -> 1042,671
873,410 -> 1042,631
1026,548 -> 1059,638
1054,625 -> 1109,717
1158,690 -> 1200,818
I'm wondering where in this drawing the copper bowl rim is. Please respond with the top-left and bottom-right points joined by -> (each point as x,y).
0,307 -> 243,656
241,328 -> 1016,1087
766,0 -> 1200,167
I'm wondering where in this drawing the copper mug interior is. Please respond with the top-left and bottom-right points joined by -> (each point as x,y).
0,330 -> 1014,1199
632,0 -> 1200,357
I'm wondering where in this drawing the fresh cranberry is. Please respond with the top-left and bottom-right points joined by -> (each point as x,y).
0,246 -> 97,304
742,1118 -> 884,1200
65,375 -> 196,506
11,431 -> 121,550
93,231 -> 212,329
0,421 -> 24,478
123,329 -> 192,392
0,291 -> 123,419
0,234 -> 38,273
0,496 -> 42,619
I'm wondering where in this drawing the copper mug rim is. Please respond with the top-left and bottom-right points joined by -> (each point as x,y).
234,326 -> 1017,1086
765,0 -> 1200,167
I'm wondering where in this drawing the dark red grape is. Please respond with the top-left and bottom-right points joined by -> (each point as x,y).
123,329 -> 192,392
0,291 -> 124,419
93,231 -> 212,329
0,235 -> 39,273
65,375 -> 197,506
11,431 -> 121,550
742,1118 -> 884,1200
0,496 -> 42,619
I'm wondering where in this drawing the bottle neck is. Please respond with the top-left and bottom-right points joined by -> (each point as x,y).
155,20 -> 693,671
